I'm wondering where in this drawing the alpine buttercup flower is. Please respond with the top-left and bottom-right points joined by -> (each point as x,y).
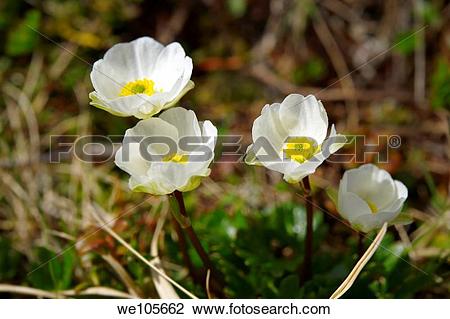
245,94 -> 345,183
115,107 -> 217,195
90,37 -> 194,119
338,164 -> 408,232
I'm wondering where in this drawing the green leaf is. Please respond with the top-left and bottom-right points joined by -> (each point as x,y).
0,238 -> 23,281
393,31 -> 417,56
292,58 -> 326,84
431,58 -> 450,110
389,213 -> 413,226
325,186 -> 338,207
420,2 -> 442,27
279,274 -> 300,298
6,10 -> 41,56
168,195 -> 191,228
28,247 -> 76,291
227,0 -> 247,18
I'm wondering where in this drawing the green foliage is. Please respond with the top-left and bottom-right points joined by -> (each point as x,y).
0,238 -> 23,281
171,202 -> 330,298
5,10 -> 41,56
431,58 -> 450,110
27,246 -> 77,291
62,63 -> 88,91
419,1 -> 442,27
292,58 -> 326,84
159,199 -> 445,298
227,0 -> 247,18
0,0 -> 447,300
393,31 -> 418,56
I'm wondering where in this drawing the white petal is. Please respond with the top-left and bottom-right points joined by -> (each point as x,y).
89,91 -> 131,117
131,113 -> 216,195
252,103 -> 287,157
280,125 -> 345,183
282,158 -> 323,183
244,144 -> 262,166
127,118 -> 179,156
248,99 -> 334,182
159,107 -> 201,138
320,125 -> 346,156
90,37 -> 194,118
200,120 -> 218,156
279,94 -> 329,144
337,165 -> 409,232
91,37 -> 164,98
128,117 -> 178,139
159,79 -> 195,113
147,161 -> 210,192
90,60 -> 124,99
394,180 -> 408,199
200,120 -> 218,141
379,197 -> 405,216
114,142 -> 149,178
352,212 -> 397,233
152,43 -> 191,92
104,37 -> 163,79
344,164 -> 396,208
338,191 -> 372,223
90,92 -> 166,118
162,57 -> 193,99
129,175 -> 176,195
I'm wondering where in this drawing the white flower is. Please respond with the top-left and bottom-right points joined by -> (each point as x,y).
338,164 -> 408,232
90,37 -> 194,119
114,107 -> 217,195
245,94 -> 345,183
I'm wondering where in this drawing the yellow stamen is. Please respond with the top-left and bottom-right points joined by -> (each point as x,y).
163,153 -> 189,164
283,136 -> 320,163
365,199 -> 378,214
119,78 -> 156,96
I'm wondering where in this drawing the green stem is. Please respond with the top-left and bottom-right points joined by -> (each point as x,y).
170,215 -> 203,287
300,176 -> 314,283
357,232 -> 364,258
171,191 -> 225,294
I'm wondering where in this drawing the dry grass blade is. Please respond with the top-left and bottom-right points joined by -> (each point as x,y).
0,284 -> 62,298
0,284 -> 135,299
89,204 -> 197,299
150,200 -> 180,299
102,254 -> 142,297
206,269 -> 212,299
64,287 -> 135,298
330,223 -> 388,299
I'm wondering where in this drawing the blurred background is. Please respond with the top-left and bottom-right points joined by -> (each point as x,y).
0,0 -> 449,298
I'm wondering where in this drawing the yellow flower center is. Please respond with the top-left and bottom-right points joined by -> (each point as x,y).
119,78 -> 156,96
365,199 -> 378,214
162,153 -> 189,164
283,136 -> 320,163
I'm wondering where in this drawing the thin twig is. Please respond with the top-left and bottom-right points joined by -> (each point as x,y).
414,0 -> 426,107
156,0 -> 191,43
102,254 -> 142,297
313,7 -> 359,128
90,206 -> 198,299
330,223 -> 388,299
149,203 -> 180,299
247,63 -> 414,102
